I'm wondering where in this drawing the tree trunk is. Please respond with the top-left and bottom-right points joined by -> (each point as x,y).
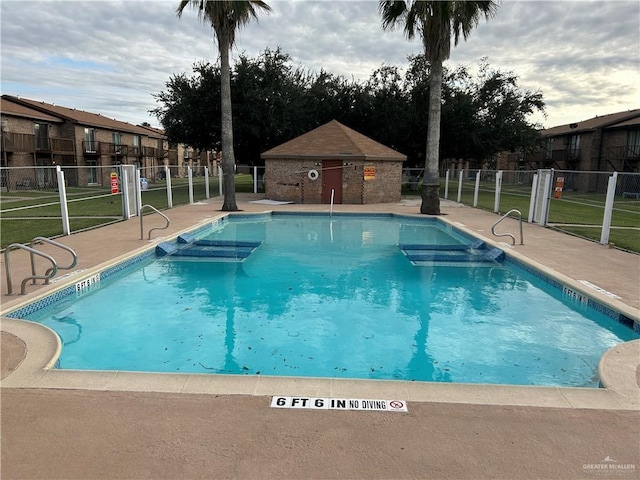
219,33 -> 239,211
420,59 -> 443,215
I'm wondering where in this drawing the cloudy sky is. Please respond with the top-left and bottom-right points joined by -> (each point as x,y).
1,0 -> 638,130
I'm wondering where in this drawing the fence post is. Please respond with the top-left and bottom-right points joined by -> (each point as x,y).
539,170 -> 553,227
494,170 -> 503,213
444,169 -> 450,199
473,171 -> 480,207
56,166 -> 70,235
188,166 -> 194,204
165,166 -> 173,208
218,166 -> 223,196
456,169 -> 463,203
528,173 -> 538,223
253,166 -> 258,194
120,165 -> 136,219
121,166 -> 130,219
600,171 -> 618,245
135,168 -> 142,216
204,167 -> 210,199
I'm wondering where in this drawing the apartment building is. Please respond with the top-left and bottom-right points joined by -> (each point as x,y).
0,95 -> 178,189
503,108 -> 640,173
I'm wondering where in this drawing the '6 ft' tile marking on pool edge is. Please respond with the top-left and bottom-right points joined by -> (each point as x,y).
271,397 -> 408,412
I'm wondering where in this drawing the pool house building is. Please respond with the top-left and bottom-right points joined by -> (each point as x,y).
261,120 -> 406,204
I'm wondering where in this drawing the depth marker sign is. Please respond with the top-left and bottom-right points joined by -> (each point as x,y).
270,396 -> 408,412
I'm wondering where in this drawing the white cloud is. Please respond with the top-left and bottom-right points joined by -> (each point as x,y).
1,0 -> 638,129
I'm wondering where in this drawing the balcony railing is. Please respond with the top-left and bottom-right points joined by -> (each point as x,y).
606,145 -> 640,161
50,138 -> 74,153
157,149 -> 178,162
141,146 -> 157,158
126,146 -> 157,158
1,133 -> 35,152
35,136 -> 49,151
36,137 -> 75,154
1,133 -> 74,154
82,141 -> 163,159
83,140 -> 100,155
548,149 -> 580,165
125,146 -> 141,157
101,142 -> 125,156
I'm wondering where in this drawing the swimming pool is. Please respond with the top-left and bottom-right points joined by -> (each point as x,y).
6,212 -> 638,387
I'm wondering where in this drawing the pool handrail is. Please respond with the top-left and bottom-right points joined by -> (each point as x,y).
491,209 -> 524,245
140,204 -> 170,240
29,237 -> 78,281
4,243 -> 58,295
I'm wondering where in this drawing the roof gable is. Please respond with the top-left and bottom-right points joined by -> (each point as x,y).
261,120 -> 406,160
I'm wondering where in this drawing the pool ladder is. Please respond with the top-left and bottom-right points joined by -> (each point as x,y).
4,237 -> 78,295
491,209 -> 524,245
140,204 -> 170,240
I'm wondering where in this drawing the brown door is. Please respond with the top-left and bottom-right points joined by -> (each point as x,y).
322,160 -> 343,204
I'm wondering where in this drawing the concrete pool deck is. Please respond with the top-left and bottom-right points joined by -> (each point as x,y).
2,193 -> 639,479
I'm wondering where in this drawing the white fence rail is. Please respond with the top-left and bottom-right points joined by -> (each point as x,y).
2,165 -> 639,252
401,167 -> 639,252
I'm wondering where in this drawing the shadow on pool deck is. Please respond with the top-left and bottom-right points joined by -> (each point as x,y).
2,194 -> 639,479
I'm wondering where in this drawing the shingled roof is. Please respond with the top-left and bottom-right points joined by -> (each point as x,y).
543,108 -> 640,136
261,120 -> 406,161
2,95 -> 160,137
1,96 -> 64,123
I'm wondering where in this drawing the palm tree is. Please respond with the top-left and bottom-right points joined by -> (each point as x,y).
379,0 -> 498,214
177,0 -> 271,211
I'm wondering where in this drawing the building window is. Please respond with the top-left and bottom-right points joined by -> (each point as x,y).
112,132 -> 122,154
84,128 -> 97,153
568,134 -> 580,159
87,160 -> 98,184
627,130 -> 640,158
34,123 -> 50,150
545,138 -> 554,160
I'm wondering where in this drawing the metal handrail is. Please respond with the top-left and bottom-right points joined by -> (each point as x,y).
491,209 -> 524,245
140,204 -> 170,240
4,244 -> 58,295
30,237 -> 78,281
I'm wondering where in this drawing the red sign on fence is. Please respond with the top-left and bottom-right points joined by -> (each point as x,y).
554,176 -> 564,199
110,172 -> 119,194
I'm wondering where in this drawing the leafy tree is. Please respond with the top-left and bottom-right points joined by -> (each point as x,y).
152,48 -> 543,178
363,64 -> 411,152
176,0 -> 271,211
379,0 -> 498,215
151,62 -> 221,152
440,64 -> 482,162
472,58 -> 545,161
233,47 -> 309,164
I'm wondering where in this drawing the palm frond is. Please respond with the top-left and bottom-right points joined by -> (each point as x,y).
177,0 -> 272,47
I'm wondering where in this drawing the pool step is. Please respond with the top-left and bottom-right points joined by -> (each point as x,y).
399,241 -> 504,266
156,237 -> 262,262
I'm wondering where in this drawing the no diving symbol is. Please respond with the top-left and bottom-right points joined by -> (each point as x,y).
389,401 -> 404,409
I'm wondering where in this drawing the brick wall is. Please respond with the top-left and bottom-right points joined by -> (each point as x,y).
265,158 -> 305,203
265,158 -> 402,204
5,116 -> 33,135
362,161 -> 402,203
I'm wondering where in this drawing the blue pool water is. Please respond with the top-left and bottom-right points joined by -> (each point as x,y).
14,213 -> 638,387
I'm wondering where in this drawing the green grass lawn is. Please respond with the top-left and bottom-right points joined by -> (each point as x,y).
0,175 -> 255,248
438,182 -> 639,253
3,175 -> 639,252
